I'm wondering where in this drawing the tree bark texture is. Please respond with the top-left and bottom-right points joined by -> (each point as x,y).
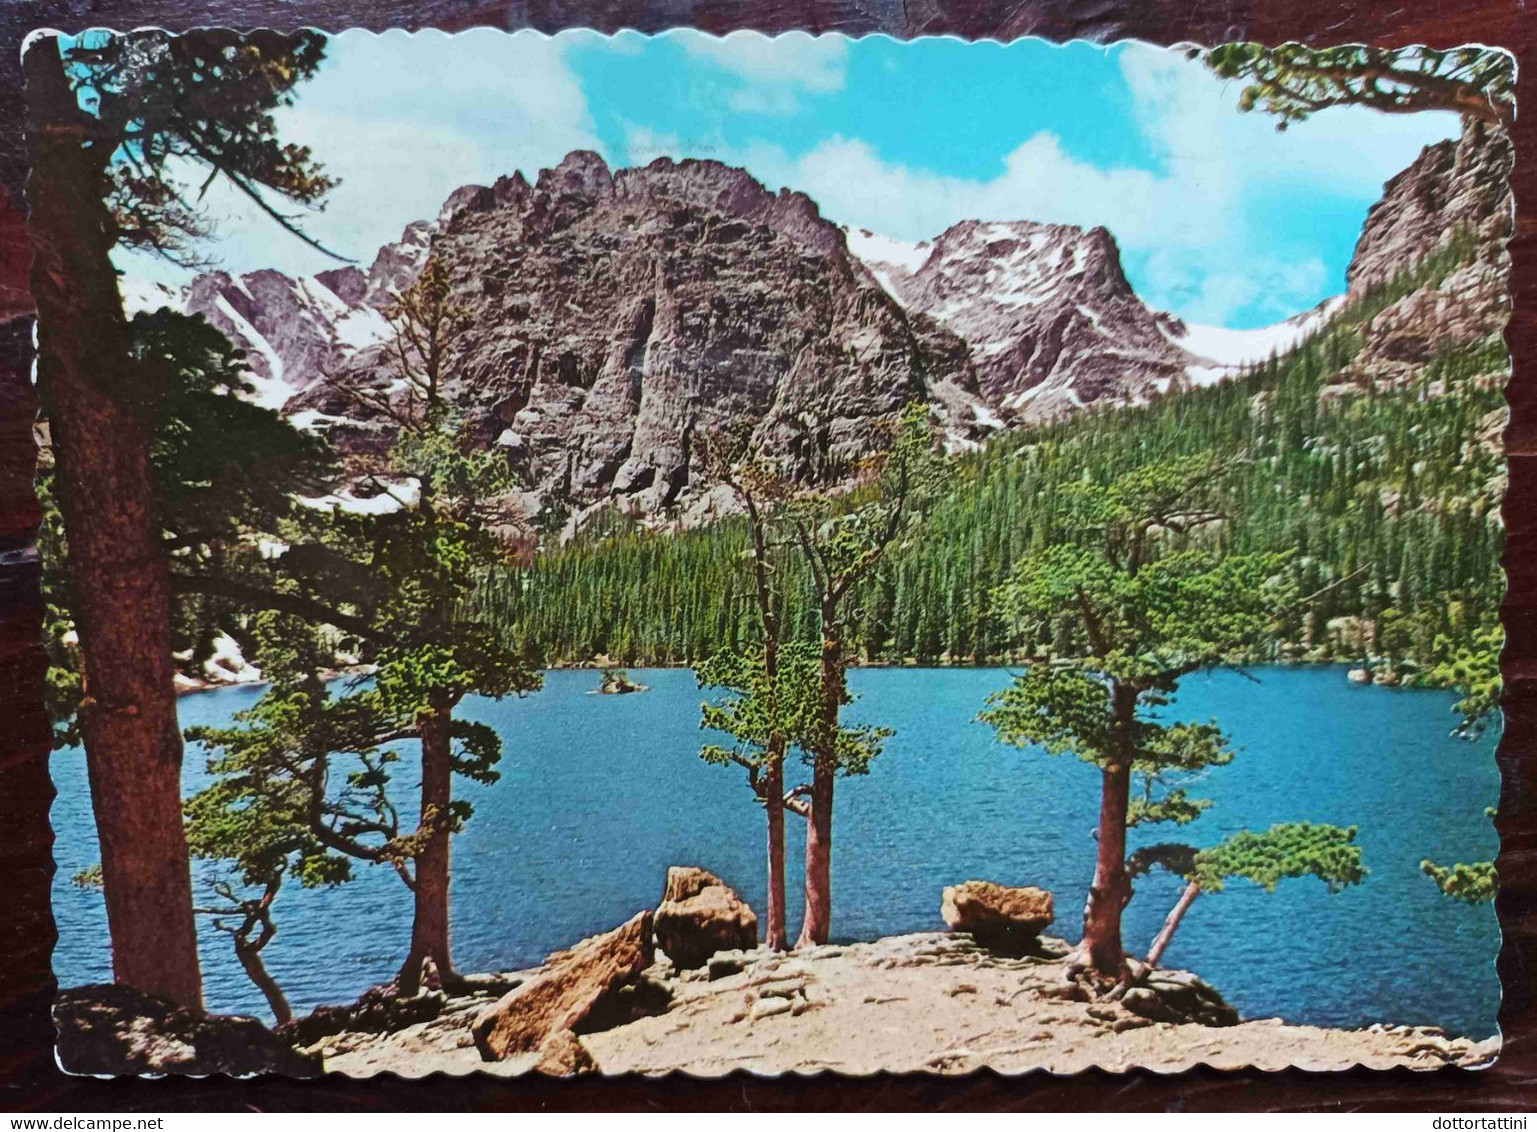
1081,680 -> 1138,976
798,602 -> 841,948
398,691 -> 456,994
25,39 -> 201,1008
1145,880 -> 1202,970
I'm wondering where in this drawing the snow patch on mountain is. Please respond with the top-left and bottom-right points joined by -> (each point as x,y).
118,276 -> 185,317
297,477 -> 421,516
210,294 -> 291,409
845,228 -> 933,298
848,218 -> 1194,417
334,306 -> 392,351
1173,296 -> 1346,369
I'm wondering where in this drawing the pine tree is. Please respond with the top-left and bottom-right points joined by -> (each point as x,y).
693,432 -> 797,948
183,614 -> 361,1025
1203,44 -> 1513,130
315,257 -> 543,992
26,28 -> 336,1007
783,403 -> 940,945
1130,824 -> 1366,973
980,454 -> 1290,978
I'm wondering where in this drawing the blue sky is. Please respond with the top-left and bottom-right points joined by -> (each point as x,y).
124,30 -> 1461,329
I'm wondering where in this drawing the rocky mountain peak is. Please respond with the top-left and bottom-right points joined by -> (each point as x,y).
126,125 -> 1514,529
851,218 -> 1197,419
1347,119 -> 1513,299
1334,120 -> 1513,393
287,149 -> 984,528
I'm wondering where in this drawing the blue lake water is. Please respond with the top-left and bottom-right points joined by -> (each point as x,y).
50,665 -> 1501,1037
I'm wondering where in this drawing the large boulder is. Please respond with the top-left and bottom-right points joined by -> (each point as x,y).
940,881 -> 1054,954
55,984 -> 321,1076
472,910 -> 653,1067
653,866 -> 759,969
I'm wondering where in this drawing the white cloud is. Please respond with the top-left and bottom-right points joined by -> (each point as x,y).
674,30 -> 846,115
764,132 -> 1186,248
118,33 -> 1464,331
679,30 -> 847,91
1117,43 -> 1460,201
715,44 -> 1459,327
121,29 -> 598,283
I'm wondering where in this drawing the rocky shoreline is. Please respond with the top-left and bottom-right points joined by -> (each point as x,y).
312,932 -> 1495,1077
57,870 -> 1498,1077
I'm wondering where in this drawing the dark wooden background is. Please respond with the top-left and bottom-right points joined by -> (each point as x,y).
1,0 -> 1533,1111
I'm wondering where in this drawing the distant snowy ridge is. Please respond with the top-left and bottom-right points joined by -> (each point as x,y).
845,218 -> 1348,412
121,166 -> 1351,466
115,216 -> 432,422
845,228 -> 934,298
1172,295 -> 1348,369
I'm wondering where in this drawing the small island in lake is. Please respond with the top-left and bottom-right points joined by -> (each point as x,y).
598,667 -> 649,695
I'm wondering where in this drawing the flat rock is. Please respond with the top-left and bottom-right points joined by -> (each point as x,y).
471,910 -> 653,1063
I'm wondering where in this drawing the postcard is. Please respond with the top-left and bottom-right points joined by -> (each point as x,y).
30,28 -> 1509,1076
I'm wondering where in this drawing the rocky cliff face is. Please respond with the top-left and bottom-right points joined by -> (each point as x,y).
849,221 -> 1198,421
160,222 -> 427,412
1338,120 -> 1513,392
283,152 -> 984,524
129,127 -> 1512,524
1346,120 -> 1512,300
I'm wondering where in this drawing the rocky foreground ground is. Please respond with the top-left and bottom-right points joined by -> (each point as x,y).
314,932 -> 1496,1077
56,870 -> 1499,1077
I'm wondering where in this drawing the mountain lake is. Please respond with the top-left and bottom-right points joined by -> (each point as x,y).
49,664 -> 1501,1038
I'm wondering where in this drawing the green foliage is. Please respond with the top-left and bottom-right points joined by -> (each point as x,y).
1130,824 -> 1364,965
1130,824 -> 1367,895
37,471 -> 83,749
40,310 -> 334,746
1421,626 -> 1499,904
1420,859 -> 1498,904
699,644 -> 814,782
784,403 -> 945,596
1429,622 -> 1502,737
980,451 -> 1280,851
185,257 -> 543,934
479,236 -> 1503,696
993,540 -> 1291,682
185,614 -> 415,875
699,643 -> 890,781
63,29 -> 339,265
1203,43 -> 1514,129
1128,788 -> 1212,829
136,309 -> 333,544
1191,823 -> 1367,894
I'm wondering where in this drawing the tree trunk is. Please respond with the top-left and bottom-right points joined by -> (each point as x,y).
1081,681 -> 1137,977
798,603 -> 841,948
25,39 -> 202,1007
1145,880 -> 1201,971
234,937 -> 292,1027
398,691 -> 456,994
743,492 -> 788,951
763,737 -> 788,951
